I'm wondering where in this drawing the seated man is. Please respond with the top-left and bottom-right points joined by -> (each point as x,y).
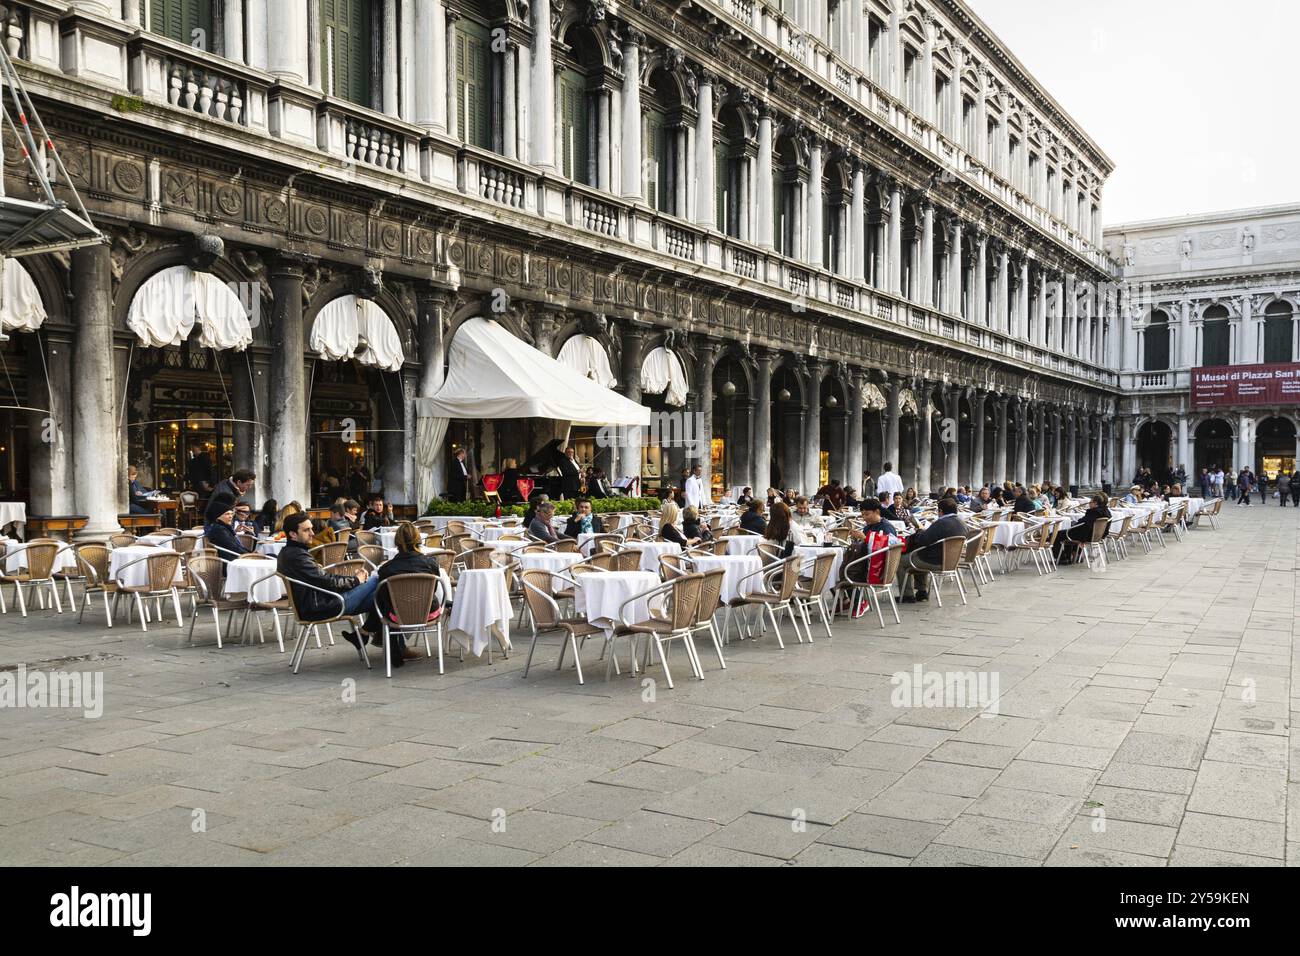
792,496 -> 818,527
276,511 -> 379,652
855,497 -> 898,539
232,502 -> 256,536
563,498 -> 605,538
739,500 -> 767,534
361,492 -> 393,529
879,491 -> 901,523
897,497 -> 966,603
529,501 -> 559,543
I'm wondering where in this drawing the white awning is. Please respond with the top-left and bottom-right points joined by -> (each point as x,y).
126,265 -> 252,350
641,346 -> 688,407
310,295 -> 405,371
0,258 -> 46,332
862,383 -> 886,410
416,317 -> 650,426
556,334 -> 617,388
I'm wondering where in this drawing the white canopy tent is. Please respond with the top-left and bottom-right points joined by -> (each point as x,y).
310,295 -> 405,371
0,258 -> 46,332
126,264 -> 252,350
414,317 -> 651,508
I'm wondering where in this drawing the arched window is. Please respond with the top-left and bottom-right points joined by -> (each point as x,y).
1144,309 -> 1171,371
773,132 -> 803,258
558,27 -> 606,185
454,14 -> 493,150
1202,304 -> 1229,367
643,73 -> 675,213
151,0 -> 214,45
1264,300 -> 1294,364
713,105 -> 750,239
320,0 -> 372,107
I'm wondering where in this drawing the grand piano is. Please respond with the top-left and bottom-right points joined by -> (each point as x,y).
520,439 -> 580,499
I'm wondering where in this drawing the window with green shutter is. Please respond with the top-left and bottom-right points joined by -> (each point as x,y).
150,0 -> 214,47
320,0 -> 372,106
644,109 -> 668,211
559,68 -> 590,184
455,19 -> 493,150
714,143 -> 729,235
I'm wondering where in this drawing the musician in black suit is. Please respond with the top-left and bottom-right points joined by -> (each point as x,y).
186,441 -> 214,493
557,446 -> 582,499
587,467 -> 612,499
448,448 -> 470,502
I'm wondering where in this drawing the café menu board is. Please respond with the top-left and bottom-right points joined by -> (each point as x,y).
1191,362 -> 1300,407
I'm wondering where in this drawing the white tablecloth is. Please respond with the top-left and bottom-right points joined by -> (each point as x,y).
0,502 -> 26,535
990,521 -> 1039,548
2,540 -> 76,574
256,539 -> 287,557
574,570 -> 660,638
517,551 -> 585,592
724,535 -> 762,557
794,546 -> 845,597
108,546 -> 182,588
447,568 -> 512,657
689,554 -> 762,604
223,557 -> 283,602
625,541 -> 682,573
1169,496 -> 1204,517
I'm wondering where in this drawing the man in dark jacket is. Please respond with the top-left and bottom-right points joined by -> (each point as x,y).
214,469 -> 256,504
897,497 -> 967,603
277,511 -> 379,651
203,493 -> 248,565
739,500 -> 767,535
361,492 -> 393,529
563,498 -> 605,538
448,448 -> 470,502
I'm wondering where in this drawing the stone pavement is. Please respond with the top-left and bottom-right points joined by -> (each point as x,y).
0,505 -> 1295,866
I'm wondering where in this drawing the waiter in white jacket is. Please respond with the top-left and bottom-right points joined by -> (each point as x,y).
875,461 -> 905,497
684,464 -> 708,509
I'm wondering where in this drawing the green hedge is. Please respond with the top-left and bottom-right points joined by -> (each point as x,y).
422,496 -> 660,518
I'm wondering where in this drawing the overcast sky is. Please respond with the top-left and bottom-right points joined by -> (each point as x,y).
970,0 -> 1299,226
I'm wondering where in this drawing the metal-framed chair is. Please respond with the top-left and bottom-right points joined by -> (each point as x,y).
1192,497 -> 1222,530
689,566 -> 727,672
113,551 -> 184,631
278,572 -> 371,675
184,554 -> 248,648
310,541 -> 349,567
611,573 -> 705,690
519,569 -> 604,685
243,568 -> 290,653
834,543 -> 903,628
925,536 -> 970,607
610,549 -> 643,572
722,556 -> 805,647
73,544 -> 116,627
790,552 -> 835,641
373,572 -> 448,678
358,544 -> 386,568
353,530 -> 381,547
0,539 -> 69,615
109,533 -> 137,548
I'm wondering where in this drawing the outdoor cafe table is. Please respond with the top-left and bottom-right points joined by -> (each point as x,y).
688,553 -> 762,604
447,567 -> 512,657
223,556 -> 283,602
0,501 -> 26,536
724,534 -> 762,557
573,570 -> 660,639
517,550 -> 584,592
108,545 -> 182,588
1,537 -> 77,574
794,545 -> 845,597
1169,496 -> 1204,516
256,539 -> 287,557
625,541 -> 682,572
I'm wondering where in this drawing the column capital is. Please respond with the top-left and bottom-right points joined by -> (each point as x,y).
621,25 -> 645,48
270,251 -> 316,279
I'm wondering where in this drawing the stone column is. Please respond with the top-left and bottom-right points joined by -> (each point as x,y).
1051,410 -> 1063,486
993,395 -> 1008,485
803,361 -> 822,494
223,0 -> 245,63
1036,270 -> 1049,349
694,72 -> 716,230
970,390 -> 986,487
752,347 -> 773,492
848,370 -> 865,493
850,163 -> 866,283
1033,406 -> 1046,483
416,286 -> 449,501
1015,401 -> 1029,484
268,255 -> 311,506
948,217 -> 963,317
502,43 -> 518,160
27,328 -> 73,517
70,244 -> 118,539
530,0 -> 555,169
415,0 -> 447,131
1065,413 -> 1077,491
756,107 -> 774,249
1017,255 -> 1029,340
612,323 -> 644,486
1119,415 -> 1134,486
382,0 -> 399,116
974,231 -> 988,326
444,11 -> 460,139
807,138 -> 823,267
1179,298 -> 1193,368
915,383 -> 932,492
1177,412 -> 1189,476
620,30 -> 643,201
887,180 -> 902,296
941,386 -> 959,489
919,201 -> 934,307
885,377 -> 901,471
695,339 -> 717,498
267,0 -> 308,82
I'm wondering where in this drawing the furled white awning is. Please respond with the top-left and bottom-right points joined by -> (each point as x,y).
862,383 -> 887,411
126,265 -> 252,350
416,318 -> 650,425
310,295 -> 405,371
898,388 -> 918,417
0,258 -> 46,332
640,346 -> 688,407
556,334 -> 617,388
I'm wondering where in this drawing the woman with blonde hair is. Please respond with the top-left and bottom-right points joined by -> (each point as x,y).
276,500 -> 305,531
658,499 -> 698,546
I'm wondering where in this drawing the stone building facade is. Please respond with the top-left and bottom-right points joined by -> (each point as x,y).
0,0 -> 1120,536
1104,203 -> 1300,486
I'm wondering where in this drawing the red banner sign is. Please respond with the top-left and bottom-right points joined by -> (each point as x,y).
1191,362 -> 1300,407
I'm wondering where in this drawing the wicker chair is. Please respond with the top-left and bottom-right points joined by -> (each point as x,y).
834,543 -> 904,628
552,538 -> 580,554
957,533 -> 985,597
278,572 -> 370,675
444,520 -> 470,537
1105,514 -> 1132,560
373,572 -> 448,677
659,552 -> 689,580
611,572 -> 705,689
0,539 -> 68,615
113,551 -> 183,631
185,554 -> 248,648
155,527 -> 182,538
520,569 -> 604,685
171,535 -> 200,556
353,530 -> 381,547
459,545 -> 497,570
589,533 -> 623,555
109,533 -> 137,548
689,567 -> 727,672
925,535 -> 971,607
358,544 -> 386,568
722,556 -> 805,647
74,544 -> 116,627
790,552 -> 836,641
611,549 -> 643,572
243,566 -> 291,653
1192,497 -> 1222,530
756,541 -> 783,565
236,533 -> 257,552
310,542 -> 349,567
1079,517 -> 1111,569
